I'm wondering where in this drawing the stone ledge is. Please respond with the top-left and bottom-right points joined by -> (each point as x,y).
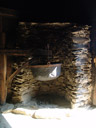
0,103 -> 14,113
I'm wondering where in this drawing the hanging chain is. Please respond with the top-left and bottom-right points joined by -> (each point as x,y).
47,43 -> 50,64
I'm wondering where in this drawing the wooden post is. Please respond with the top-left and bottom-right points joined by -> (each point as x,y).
90,26 -> 96,105
0,17 -> 2,33
7,57 -> 12,80
0,54 -> 7,104
92,57 -> 96,105
0,16 -> 7,105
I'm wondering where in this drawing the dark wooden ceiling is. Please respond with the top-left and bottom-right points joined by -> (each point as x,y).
0,0 -> 96,25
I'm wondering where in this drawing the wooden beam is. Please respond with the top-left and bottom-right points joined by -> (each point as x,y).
7,57 -> 12,80
91,28 -> 96,105
0,11 -> 17,104
0,18 -> 7,104
0,13 -> 16,17
0,54 -> 7,104
0,33 -> 6,48
92,57 -> 96,105
0,49 -> 52,56
0,49 -> 30,56
6,61 -> 29,88
0,8 -> 17,17
0,17 -> 2,32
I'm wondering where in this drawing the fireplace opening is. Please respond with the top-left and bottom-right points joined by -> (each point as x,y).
7,56 -> 71,109
33,94 -> 71,108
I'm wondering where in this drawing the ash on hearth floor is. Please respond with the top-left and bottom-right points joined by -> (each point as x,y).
13,94 -> 71,109
0,95 -> 94,121
32,94 -> 71,108
0,95 -> 71,113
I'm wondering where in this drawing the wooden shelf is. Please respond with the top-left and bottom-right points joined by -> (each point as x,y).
0,7 -> 17,17
0,49 -> 30,56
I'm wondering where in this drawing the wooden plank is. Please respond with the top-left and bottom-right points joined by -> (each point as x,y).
0,54 -> 7,104
92,70 -> 96,105
0,12 -> 17,104
0,8 -> 17,17
6,61 -> 29,88
0,49 -> 52,56
0,49 -> 30,56
0,26 -> 7,104
90,28 -> 96,105
7,57 -> 12,80
0,33 -> 6,48
0,16 -> 2,32
0,13 -> 16,17
92,57 -> 96,105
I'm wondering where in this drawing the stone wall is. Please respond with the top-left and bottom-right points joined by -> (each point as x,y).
8,23 -> 92,108
69,28 -> 92,108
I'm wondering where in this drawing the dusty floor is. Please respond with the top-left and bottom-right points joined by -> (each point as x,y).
1,108 -> 96,128
0,95 -> 96,128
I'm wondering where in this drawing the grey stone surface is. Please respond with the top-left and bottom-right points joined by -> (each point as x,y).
0,114 -> 11,128
0,103 -> 14,113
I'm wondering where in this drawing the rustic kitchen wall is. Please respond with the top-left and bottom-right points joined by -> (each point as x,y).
8,22 -> 92,108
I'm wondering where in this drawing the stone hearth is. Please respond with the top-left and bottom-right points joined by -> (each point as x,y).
7,23 -> 92,108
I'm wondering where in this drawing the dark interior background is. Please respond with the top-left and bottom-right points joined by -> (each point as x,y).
0,0 -> 96,25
